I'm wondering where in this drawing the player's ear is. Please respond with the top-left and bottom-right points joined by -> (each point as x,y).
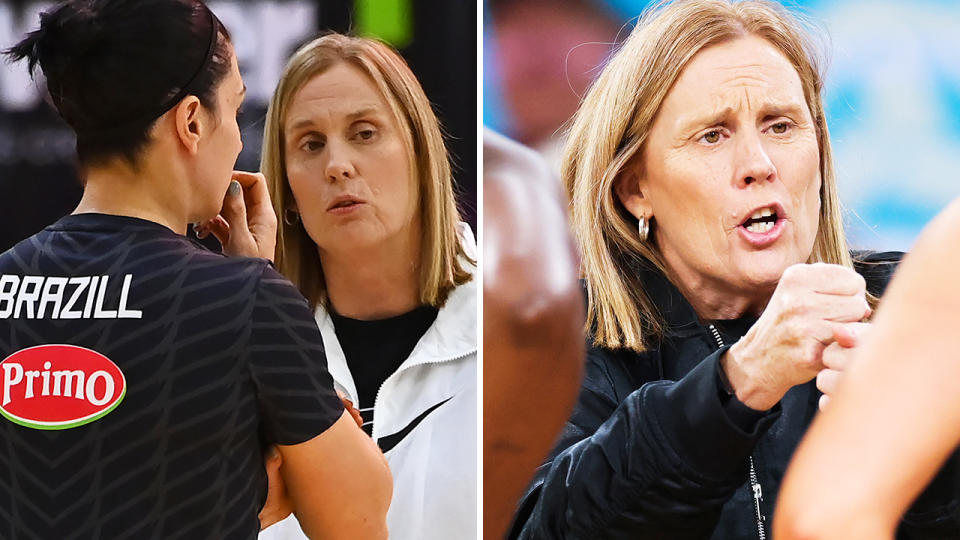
173,96 -> 204,155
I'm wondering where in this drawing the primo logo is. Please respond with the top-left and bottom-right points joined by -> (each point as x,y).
0,344 -> 126,430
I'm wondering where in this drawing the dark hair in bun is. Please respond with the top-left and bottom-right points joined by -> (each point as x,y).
4,0 -> 233,166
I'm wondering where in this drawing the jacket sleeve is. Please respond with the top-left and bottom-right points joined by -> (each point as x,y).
509,345 -> 780,539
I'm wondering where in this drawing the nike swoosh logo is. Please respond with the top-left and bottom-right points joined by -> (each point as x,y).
377,397 -> 453,453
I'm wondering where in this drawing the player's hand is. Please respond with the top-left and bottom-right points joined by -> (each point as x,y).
196,171 -> 278,262
258,445 -> 293,530
816,322 -> 872,411
338,390 -> 364,429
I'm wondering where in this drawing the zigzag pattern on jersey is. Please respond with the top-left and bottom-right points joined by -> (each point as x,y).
0,219 -> 340,540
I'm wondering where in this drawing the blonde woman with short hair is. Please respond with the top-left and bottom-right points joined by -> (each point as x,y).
509,1 -> 959,538
258,34 -> 476,540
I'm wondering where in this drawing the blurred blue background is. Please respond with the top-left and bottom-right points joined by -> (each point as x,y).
484,0 -> 960,251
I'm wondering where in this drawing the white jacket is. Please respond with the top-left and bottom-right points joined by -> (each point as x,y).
261,225 -> 477,540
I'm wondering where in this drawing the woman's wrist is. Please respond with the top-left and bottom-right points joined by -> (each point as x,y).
721,342 -> 780,411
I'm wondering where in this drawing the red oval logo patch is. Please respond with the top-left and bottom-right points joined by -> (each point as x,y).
0,345 -> 126,430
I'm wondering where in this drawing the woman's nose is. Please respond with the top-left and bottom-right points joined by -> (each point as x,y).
324,140 -> 357,182
735,133 -> 776,187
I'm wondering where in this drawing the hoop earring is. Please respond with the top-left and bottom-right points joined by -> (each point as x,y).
638,216 -> 650,241
283,208 -> 300,226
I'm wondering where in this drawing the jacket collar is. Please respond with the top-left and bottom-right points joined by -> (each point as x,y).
635,261 -> 701,338
317,223 -> 478,403
635,251 -> 900,346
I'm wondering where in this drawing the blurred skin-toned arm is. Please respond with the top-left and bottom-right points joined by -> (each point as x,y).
775,198 -> 960,540
482,128 -> 585,539
278,411 -> 392,539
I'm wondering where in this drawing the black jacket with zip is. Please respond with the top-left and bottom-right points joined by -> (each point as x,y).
509,251 -> 960,540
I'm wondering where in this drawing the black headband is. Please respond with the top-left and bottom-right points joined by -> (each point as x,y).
73,5 -> 220,137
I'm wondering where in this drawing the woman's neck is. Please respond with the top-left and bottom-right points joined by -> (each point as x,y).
321,225 -> 423,321
74,158 -> 189,235
664,261 -> 774,322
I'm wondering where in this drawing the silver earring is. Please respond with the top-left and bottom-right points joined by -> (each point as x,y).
283,208 -> 300,226
638,216 -> 650,241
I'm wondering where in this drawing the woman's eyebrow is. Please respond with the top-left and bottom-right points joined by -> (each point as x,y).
346,106 -> 381,121
287,118 -> 313,132
287,106 -> 384,134
677,107 -> 733,133
677,101 -> 807,133
757,102 -> 805,120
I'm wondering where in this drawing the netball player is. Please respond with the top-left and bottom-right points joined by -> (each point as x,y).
0,1 -> 390,538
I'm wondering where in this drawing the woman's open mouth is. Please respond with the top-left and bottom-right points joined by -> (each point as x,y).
737,204 -> 786,247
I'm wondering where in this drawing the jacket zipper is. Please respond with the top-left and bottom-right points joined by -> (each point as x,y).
708,324 -> 766,540
370,349 -> 475,441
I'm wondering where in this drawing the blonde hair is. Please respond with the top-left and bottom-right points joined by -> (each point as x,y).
261,33 -> 472,310
566,0 -> 870,352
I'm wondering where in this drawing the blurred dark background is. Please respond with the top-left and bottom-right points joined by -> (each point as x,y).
0,0 -> 476,251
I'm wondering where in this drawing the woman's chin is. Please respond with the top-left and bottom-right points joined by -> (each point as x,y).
314,222 -> 390,254
732,253 -> 798,290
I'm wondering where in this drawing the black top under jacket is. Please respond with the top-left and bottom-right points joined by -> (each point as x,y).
0,214 -> 344,540
510,251 -> 960,540
331,304 -> 438,435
